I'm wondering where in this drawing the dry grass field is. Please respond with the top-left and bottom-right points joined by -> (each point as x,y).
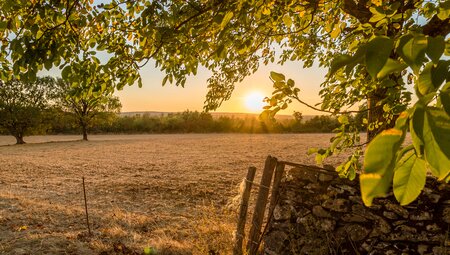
0,134 -> 347,255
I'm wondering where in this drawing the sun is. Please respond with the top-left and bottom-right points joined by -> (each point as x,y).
244,91 -> 266,112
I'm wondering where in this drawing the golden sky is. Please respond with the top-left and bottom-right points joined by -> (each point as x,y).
116,60 -> 328,115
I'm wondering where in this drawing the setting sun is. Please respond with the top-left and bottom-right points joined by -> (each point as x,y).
244,91 -> 266,113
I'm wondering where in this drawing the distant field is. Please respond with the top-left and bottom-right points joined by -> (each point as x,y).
0,134 -> 348,254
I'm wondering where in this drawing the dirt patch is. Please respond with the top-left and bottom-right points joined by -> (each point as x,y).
0,134 -> 345,254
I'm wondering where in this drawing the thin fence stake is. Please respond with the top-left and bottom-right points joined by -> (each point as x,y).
233,167 -> 256,255
247,156 -> 277,255
82,176 -> 91,235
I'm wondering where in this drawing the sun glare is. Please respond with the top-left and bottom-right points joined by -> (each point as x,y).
244,91 -> 266,113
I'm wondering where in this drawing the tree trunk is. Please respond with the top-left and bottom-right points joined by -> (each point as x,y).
15,134 -> 25,144
81,124 -> 88,141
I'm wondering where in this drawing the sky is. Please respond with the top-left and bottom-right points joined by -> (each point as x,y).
115,59 -> 328,115
41,0 -> 330,116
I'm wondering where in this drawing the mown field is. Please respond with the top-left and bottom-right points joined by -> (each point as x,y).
0,134 -> 346,255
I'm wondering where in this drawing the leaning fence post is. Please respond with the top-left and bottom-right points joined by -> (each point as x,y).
233,166 -> 257,255
247,156 -> 277,255
268,162 -> 285,218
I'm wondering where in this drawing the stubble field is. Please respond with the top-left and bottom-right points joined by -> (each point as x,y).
0,134 -> 347,255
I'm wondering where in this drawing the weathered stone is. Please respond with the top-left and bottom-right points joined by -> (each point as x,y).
383,211 -> 398,220
432,246 -> 447,254
348,195 -> 363,204
323,164 -> 335,171
264,167 -> 450,255
368,203 -> 383,210
327,185 -> 345,194
385,250 -> 398,255
410,211 -> 432,221
312,205 -> 332,218
335,184 -> 357,195
297,242 -> 329,255
425,223 -> 441,232
385,202 -> 409,218
371,217 -> 391,235
264,231 -> 288,254
318,218 -> 336,232
318,173 -> 335,182
12,248 -> 28,255
394,225 -> 417,233
305,183 -> 322,191
426,193 -> 441,203
322,198 -> 349,212
297,214 -> 316,231
270,221 -> 291,231
422,187 -> 433,195
417,244 -> 429,255
336,224 -> 370,242
393,220 -> 408,226
442,207 -> 450,224
295,207 -> 311,218
273,204 -> 291,221
361,242 -> 373,252
341,213 -> 368,223
290,167 -> 317,183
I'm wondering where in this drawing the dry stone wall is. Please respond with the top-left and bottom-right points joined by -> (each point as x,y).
264,166 -> 450,255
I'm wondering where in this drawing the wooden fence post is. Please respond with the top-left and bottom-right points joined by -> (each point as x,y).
268,162 -> 285,219
233,166 -> 257,255
246,156 -> 277,255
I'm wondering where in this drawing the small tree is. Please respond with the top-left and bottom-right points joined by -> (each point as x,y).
53,78 -> 121,141
0,77 -> 55,144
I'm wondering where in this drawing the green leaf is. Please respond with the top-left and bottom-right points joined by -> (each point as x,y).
282,14 -> 292,27
270,71 -> 285,82
220,12 -> 233,29
361,128 -> 405,206
287,79 -> 295,87
162,75 -> 168,86
393,150 -> 427,205
44,60 -> 53,71
418,61 -> 449,95
0,21 -> 7,30
423,108 -> 450,181
394,110 -> 410,130
427,36 -> 445,64
376,58 -> 408,79
365,36 -> 393,78
369,13 -> 386,23
411,104 -> 425,157
328,54 -> 353,77
440,89 -> 450,116
307,148 -> 318,155
338,115 -> 349,124
397,34 -> 427,73
61,65 -> 72,80
437,1 -> 450,20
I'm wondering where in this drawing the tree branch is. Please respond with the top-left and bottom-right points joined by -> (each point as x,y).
422,15 -> 450,37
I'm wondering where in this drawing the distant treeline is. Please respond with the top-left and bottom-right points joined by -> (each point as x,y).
3,110 -> 365,135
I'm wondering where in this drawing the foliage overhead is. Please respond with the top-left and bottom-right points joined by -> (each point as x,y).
1,0 -> 449,205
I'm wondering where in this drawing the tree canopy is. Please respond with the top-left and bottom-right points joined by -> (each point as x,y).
0,77 -> 55,144
1,0 -> 449,205
53,78 -> 122,141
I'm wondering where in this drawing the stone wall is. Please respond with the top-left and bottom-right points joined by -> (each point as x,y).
263,166 -> 450,255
